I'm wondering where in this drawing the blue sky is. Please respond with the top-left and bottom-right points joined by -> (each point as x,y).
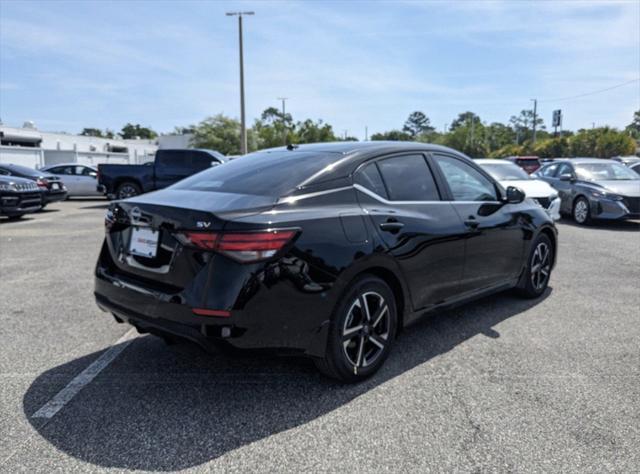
1,0 -> 638,138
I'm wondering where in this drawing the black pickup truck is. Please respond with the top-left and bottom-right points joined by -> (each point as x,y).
98,149 -> 226,199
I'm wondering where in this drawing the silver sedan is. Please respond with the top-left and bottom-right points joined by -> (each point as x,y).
39,163 -> 103,197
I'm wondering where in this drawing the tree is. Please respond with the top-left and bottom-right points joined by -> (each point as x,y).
510,110 -> 545,144
441,121 -> 489,158
449,111 -> 481,132
190,114 -> 243,155
402,111 -> 434,137
295,119 -> 337,144
567,128 -> 635,158
252,107 -> 296,149
532,137 -> 569,158
80,128 -> 104,137
120,123 -> 158,140
371,130 -> 412,141
489,143 -> 526,158
485,122 -> 516,152
625,110 -> 640,139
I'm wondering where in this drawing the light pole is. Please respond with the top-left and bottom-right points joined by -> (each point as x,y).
226,11 -> 254,154
277,97 -> 288,145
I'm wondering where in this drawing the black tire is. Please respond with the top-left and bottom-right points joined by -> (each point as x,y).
572,196 -> 591,225
116,182 -> 141,200
314,275 -> 397,382
7,214 -> 24,221
516,233 -> 554,299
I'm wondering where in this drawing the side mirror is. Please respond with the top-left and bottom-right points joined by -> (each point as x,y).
505,186 -> 525,204
211,161 -> 221,167
559,173 -> 573,182
89,171 -> 97,178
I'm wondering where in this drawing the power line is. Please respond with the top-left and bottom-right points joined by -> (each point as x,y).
537,78 -> 640,103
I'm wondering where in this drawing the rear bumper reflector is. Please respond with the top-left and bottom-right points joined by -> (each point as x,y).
192,308 -> 231,317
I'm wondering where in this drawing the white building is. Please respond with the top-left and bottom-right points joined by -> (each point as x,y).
0,121 -> 191,169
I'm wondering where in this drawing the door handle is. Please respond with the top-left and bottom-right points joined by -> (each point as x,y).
464,217 -> 479,229
380,220 -> 404,232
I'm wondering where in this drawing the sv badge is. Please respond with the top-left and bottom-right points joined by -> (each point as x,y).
196,221 -> 211,229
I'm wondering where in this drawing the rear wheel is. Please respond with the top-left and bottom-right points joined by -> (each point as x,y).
517,234 -> 553,299
314,275 -> 397,382
117,182 -> 141,200
573,197 -> 591,225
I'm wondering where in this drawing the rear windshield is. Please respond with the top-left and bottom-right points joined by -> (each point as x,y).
0,164 -> 41,177
171,150 -> 341,196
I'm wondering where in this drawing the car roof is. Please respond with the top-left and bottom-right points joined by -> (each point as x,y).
259,141 -> 459,156
252,141 -> 470,190
553,158 -> 616,164
42,163 -> 95,169
474,159 -> 514,165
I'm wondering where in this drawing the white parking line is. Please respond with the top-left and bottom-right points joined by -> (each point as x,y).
31,328 -> 138,419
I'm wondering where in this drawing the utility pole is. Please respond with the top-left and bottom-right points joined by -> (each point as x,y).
365,126 -> 368,141
277,97 -> 288,145
531,98 -> 538,144
226,11 -> 254,155
343,130 -> 348,140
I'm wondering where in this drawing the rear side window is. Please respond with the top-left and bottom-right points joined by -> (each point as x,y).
377,154 -> 440,201
354,163 -> 388,199
172,151 -> 342,197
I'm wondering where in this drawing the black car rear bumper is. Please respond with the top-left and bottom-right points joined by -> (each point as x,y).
94,263 -> 332,358
44,189 -> 68,203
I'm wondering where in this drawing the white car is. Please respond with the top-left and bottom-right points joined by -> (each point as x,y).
39,163 -> 103,197
476,159 -> 561,220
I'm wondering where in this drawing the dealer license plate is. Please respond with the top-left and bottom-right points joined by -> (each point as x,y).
129,227 -> 159,258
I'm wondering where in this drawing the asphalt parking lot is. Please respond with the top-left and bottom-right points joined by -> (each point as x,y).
1,200 -> 639,472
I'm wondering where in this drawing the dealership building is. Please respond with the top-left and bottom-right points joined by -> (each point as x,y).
0,121 -> 192,168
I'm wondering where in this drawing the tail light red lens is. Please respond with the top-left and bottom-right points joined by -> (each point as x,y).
175,230 -> 297,262
36,179 -> 48,188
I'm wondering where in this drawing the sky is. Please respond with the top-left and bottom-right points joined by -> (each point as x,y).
0,0 -> 639,139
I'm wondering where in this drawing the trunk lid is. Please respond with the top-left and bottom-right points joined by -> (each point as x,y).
104,189 -> 276,289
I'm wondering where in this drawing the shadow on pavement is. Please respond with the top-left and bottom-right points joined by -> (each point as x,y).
79,204 -> 110,210
559,217 -> 640,232
23,288 -> 551,471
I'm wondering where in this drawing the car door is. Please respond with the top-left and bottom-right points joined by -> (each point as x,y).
49,166 -> 79,194
153,150 -> 191,189
550,162 -> 576,214
75,166 -> 99,195
354,153 -> 467,310
431,153 -> 524,294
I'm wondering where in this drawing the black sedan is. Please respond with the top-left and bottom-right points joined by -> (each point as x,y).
0,163 -> 67,206
0,175 -> 44,219
95,142 -> 557,382
534,158 -> 640,224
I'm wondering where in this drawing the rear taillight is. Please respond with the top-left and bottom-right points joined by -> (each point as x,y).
36,179 -> 48,188
175,229 -> 297,262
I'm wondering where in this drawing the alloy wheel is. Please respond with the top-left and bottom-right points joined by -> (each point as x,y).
530,242 -> 551,291
118,185 -> 138,199
342,291 -> 390,369
574,200 -> 588,224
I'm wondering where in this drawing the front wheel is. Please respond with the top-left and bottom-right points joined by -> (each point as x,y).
573,197 -> 591,225
314,275 -> 397,382
516,234 -> 554,299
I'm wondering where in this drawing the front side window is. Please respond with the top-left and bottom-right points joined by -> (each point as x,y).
354,162 -> 388,199
556,163 -> 574,178
435,155 -> 498,201
376,154 -> 440,201
540,163 -> 560,177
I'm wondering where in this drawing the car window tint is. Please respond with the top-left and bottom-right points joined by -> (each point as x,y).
541,163 -> 560,177
377,154 -> 440,201
173,150 -> 342,197
354,162 -> 388,199
435,155 -> 498,202
191,151 -> 219,172
556,163 -> 573,177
